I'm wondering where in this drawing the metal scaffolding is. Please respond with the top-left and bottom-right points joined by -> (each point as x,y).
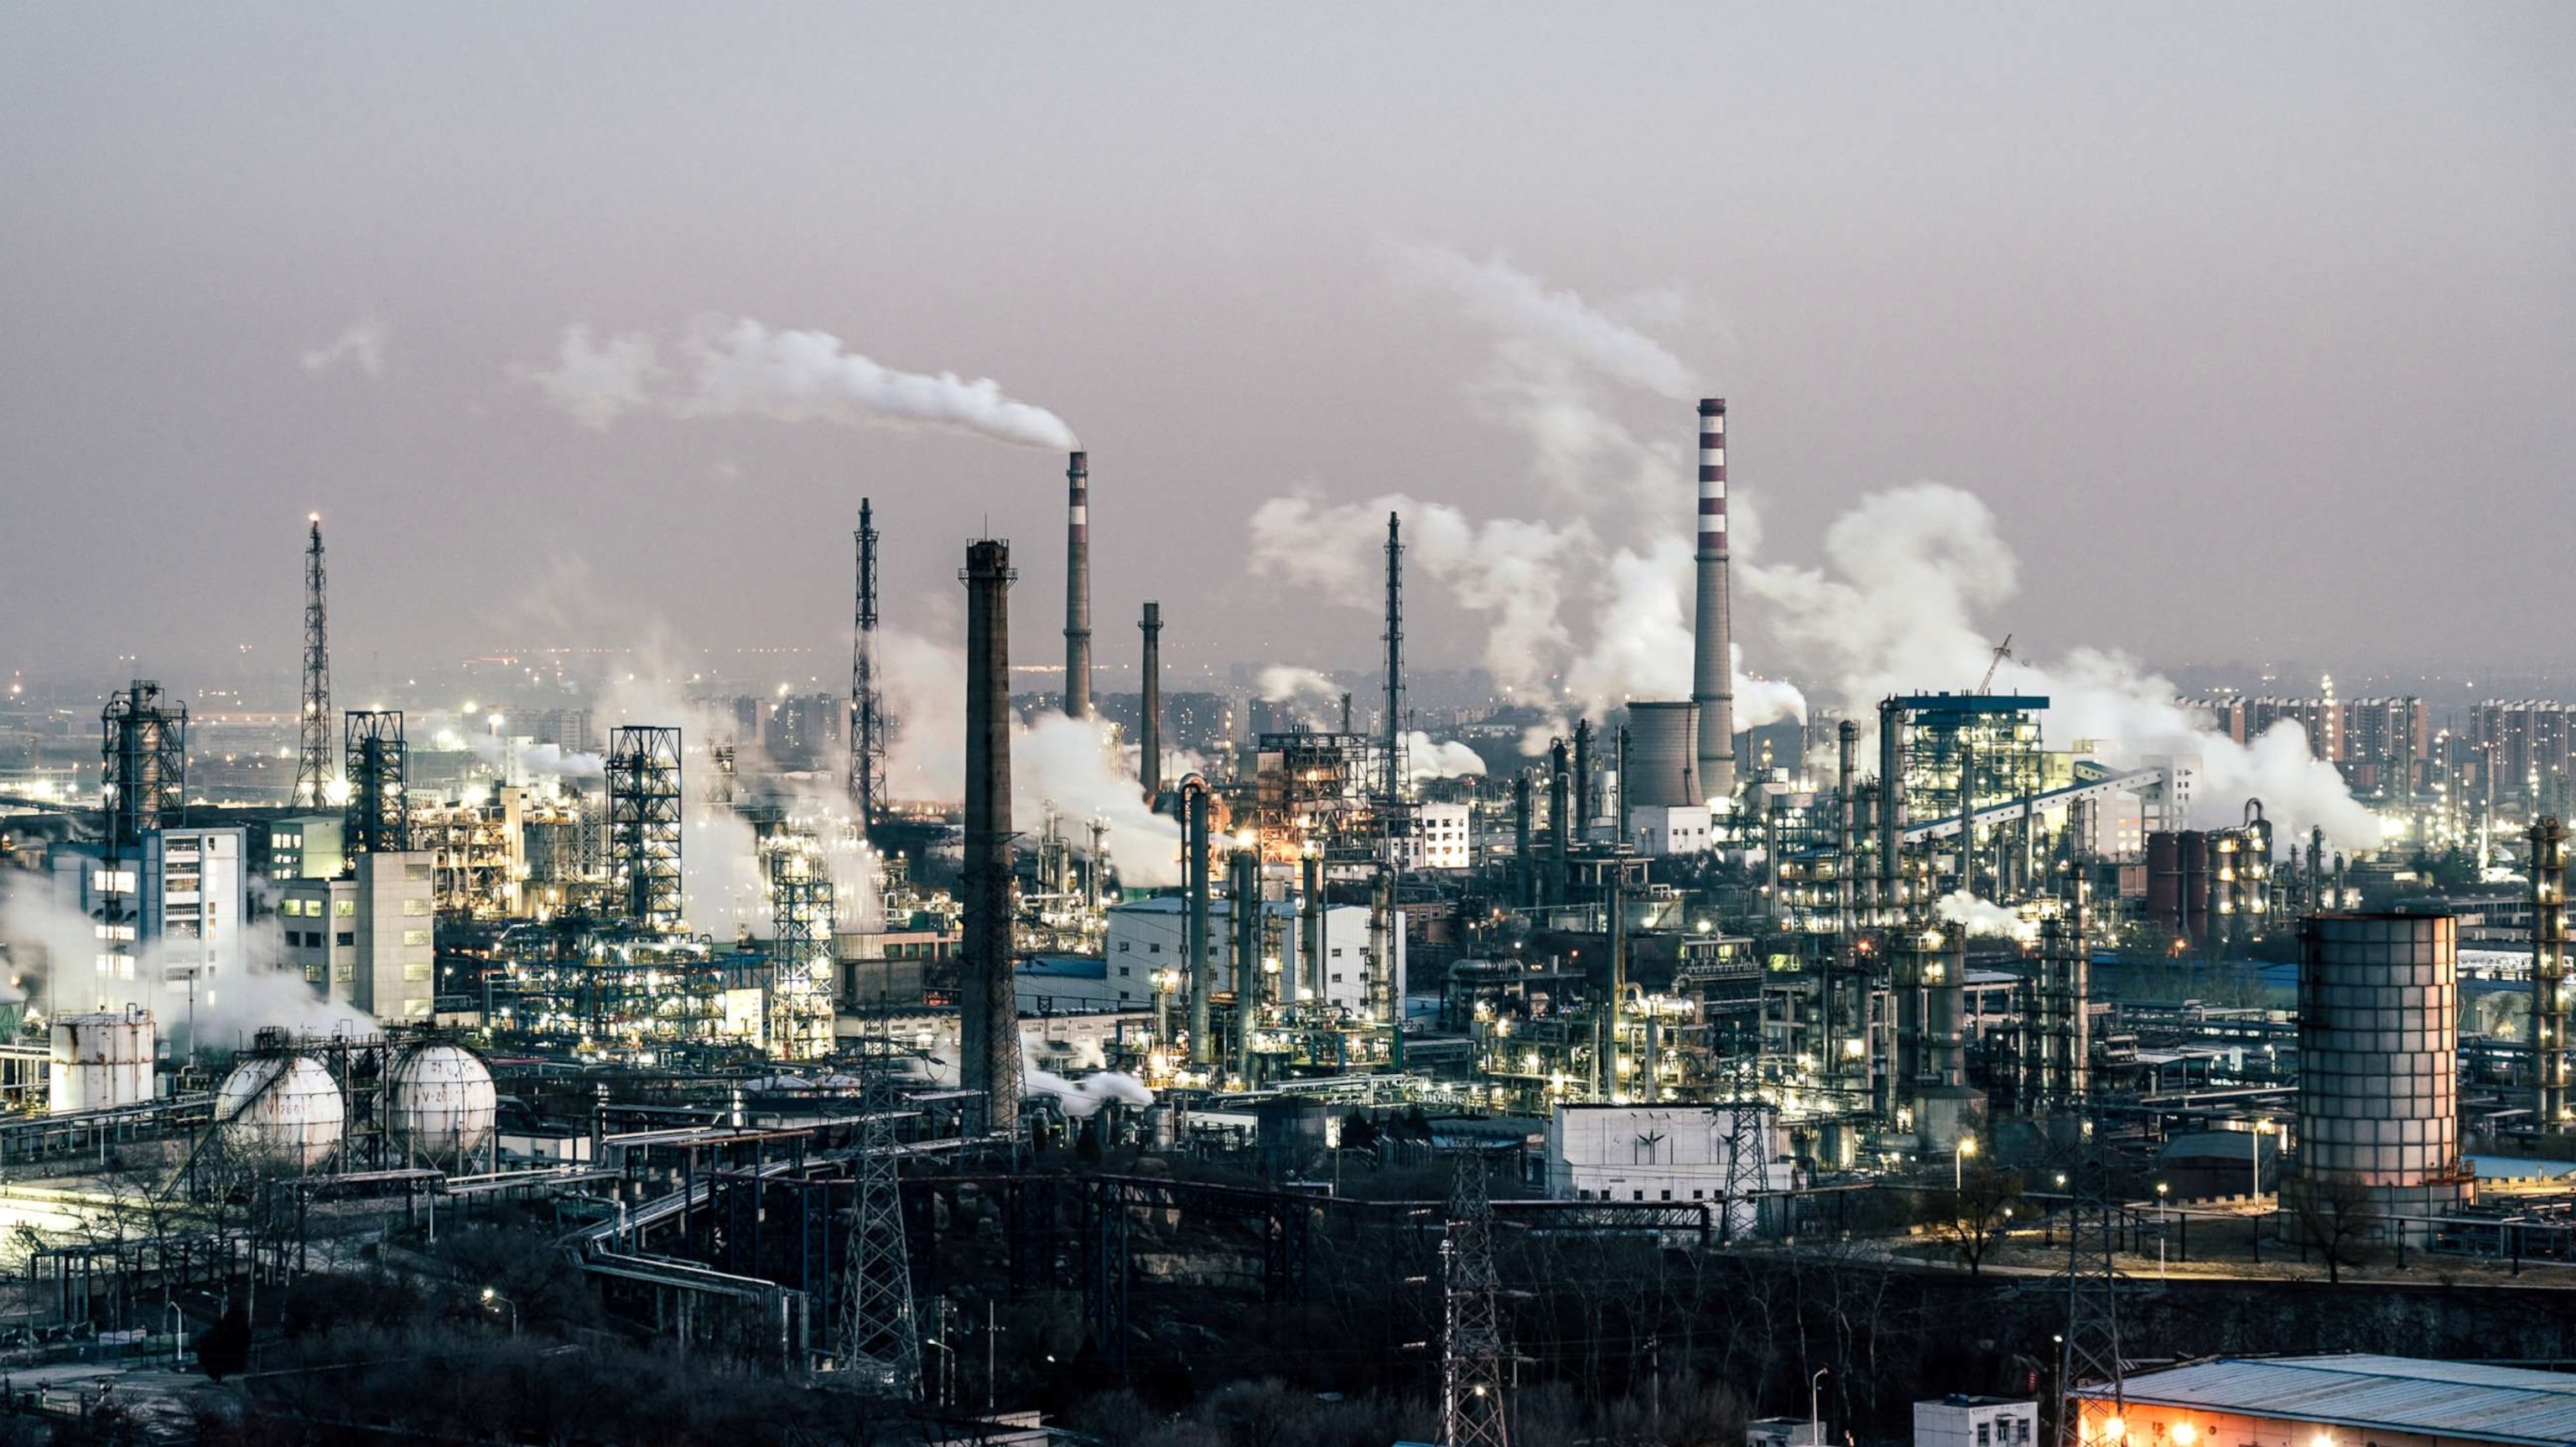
2535,816 -> 2569,1131
101,680 -> 186,853
766,833 -> 836,1062
607,725 -> 684,931
849,499 -> 890,830
343,710 -> 408,855
294,516 -> 333,808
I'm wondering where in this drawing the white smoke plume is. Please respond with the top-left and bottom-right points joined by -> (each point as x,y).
1015,713 -> 1184,889
1257,666 -> 1343,729
299,318 -> 387,377
518,317 -> 1077,449
1935,890 -> 2038,944
1402,731 -> 1486,780
1250,248 -> 1801,725
1740,483 -> 2376,850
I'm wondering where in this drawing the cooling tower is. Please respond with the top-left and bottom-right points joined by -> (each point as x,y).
1623,702 -> 1701,809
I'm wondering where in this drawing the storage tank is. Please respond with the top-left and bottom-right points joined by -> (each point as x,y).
386,1041 -> 498,1161
48,1008 -> 154,1115
2297,913 -> 2468,1214
1623,702 -> 1701,808
215,1053 -> 345,1170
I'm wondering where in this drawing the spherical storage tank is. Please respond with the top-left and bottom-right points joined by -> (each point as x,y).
386,1041 -> 498,1161
215,1055 -> 345,1170
48,1009 -> 155,1115
2297,912 -> 2467,1214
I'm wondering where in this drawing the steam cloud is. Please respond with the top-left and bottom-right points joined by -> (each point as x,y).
1739,482 -> 2378,849
1935,890 -> 2037,943
1249,246 -> 1803,729
518,317 -> 1077,449
300,318 -> 387,377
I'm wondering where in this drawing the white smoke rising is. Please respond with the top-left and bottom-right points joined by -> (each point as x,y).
1258,666 -> 1338,703
1740,483 -> 2376,850
519,325 -> 657,429
1015,713 -> 1184,889
1025,1061 -> 1156,1120
1389,244 -> 1698,401
1249,249 -> 1800,723
1935,890 -> 2037,943
517,318 -> 1077,449
1402,731 -> 1486,780
300,319 -> 387,378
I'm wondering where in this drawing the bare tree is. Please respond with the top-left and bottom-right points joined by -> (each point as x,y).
2281,1176 -> 2379,1284
1929,1168 -> 2023,1278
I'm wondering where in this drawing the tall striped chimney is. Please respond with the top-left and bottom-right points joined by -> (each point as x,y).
1063,450 -> 1092,718
1690,398 -> 1737,806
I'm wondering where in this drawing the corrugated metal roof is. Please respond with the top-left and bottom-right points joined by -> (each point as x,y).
2078,1356 -> 2576,1445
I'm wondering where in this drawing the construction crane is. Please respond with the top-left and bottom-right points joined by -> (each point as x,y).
1978,634 -> 2014,695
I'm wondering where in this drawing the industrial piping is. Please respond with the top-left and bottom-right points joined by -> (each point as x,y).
1690,398 -> 1737,807
1139,600 -> 1162,800
960,539 -> 1022,1136
1062,452 -> 1091,719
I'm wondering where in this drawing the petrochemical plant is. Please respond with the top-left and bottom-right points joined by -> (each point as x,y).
1,403 -> 2571,1445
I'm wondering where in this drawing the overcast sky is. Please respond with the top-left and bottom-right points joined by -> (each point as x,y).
3,4 -> 2569,696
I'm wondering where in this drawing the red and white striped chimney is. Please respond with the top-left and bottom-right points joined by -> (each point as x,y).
1690,398 -> 1736,806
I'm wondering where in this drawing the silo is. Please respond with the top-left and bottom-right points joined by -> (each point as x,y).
1623,702 -> 1701,808
215,1053 -> 346,1171
48,1008 -> 155,1115
387,1041 -> 499,1163
2297,913 -> 2469,1215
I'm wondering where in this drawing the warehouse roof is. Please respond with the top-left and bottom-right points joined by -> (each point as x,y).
2080,1355 -> 2576,1445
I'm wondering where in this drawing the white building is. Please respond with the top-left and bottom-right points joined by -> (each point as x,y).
1106,895 -> 1405,1014
49,827 -> 248,1018
1625,804 -> 1713,857
2138,755 -> 2201,834
1912,1395 -> 2037,1447
1542,1103 -> 1800,1226
278,850 -> 436,1021
1406,802 -> 1472,871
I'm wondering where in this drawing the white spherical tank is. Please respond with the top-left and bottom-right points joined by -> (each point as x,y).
49,1009 -> 156,1115
386,1042 -> 498,1161
215,1055 -> 345,1170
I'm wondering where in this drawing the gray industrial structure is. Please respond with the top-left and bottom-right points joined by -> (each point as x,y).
961,537 -> 1023,1134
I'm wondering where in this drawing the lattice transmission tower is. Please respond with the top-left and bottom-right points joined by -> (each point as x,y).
294,516 -> 333,807
838,1023 -> 922,1398
1441,1157 -> 1511,1447
849,499 -> 891,832
2056,1118 -> 2125,1446
1716,1046 -> 1771,1245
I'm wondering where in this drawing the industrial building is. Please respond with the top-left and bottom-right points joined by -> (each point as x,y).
2080,1356 -> 2576,1447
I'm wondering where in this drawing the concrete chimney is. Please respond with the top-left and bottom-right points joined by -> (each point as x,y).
1139,600 -> 1162,800
1690,399 -> 1736,806
1063,451 -> 1091,718
961,539 -> 1022,1135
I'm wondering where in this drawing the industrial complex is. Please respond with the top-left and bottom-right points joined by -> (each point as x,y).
0,390 -> 2569,1446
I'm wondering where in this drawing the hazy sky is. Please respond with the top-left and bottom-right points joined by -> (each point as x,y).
4,5 -> 2570,696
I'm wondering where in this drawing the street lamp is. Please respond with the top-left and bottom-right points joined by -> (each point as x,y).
2251,1118 -> 2273,1207
1956,1135 -> 1978,1191
480,1286 -> 519,1338
1809,1367 -> 1829,1444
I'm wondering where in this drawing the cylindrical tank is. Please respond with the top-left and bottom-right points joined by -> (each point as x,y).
386,1041 -> 499,1161
48,1009 -> 154,1115
215,1055 -> 345,1170
1623,702 -> 1701,809
2297,913 -> 2466,1212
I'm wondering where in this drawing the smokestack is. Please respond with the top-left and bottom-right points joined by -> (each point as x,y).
962,539 -> 1023,1136
1302,850 -> 1325,1004
1231,844 -> 1262,1087
1690,398 -> 1737,807
1063,451 -> 1091,719
1383,511 -> 1405,806
1139,600 -> 1162,800
1571,718 -> 1594,840
1184,777 -> 1213,1066
1547,738 -> 1571,907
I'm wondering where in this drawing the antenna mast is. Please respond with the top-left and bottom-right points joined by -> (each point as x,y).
294,515 -> 332,807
